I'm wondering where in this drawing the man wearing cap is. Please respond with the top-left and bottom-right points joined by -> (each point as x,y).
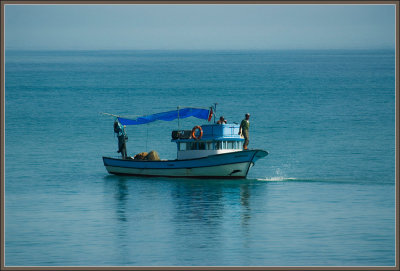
239,113 -> 250,150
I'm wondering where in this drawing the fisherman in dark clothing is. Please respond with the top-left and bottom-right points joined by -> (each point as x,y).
114,120 -> 127,159
239,113 -> 250,150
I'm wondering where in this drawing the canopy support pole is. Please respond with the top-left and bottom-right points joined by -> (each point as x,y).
177,106 -> 180,130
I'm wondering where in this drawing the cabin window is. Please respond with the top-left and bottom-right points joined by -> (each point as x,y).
228,141 -> 234,149
215,141 -> 222,150
186,142 -> 195,150
223,141 -> 227,149
179,143 -> 187,151
232,141 -> 237,149
199,142 -> 205,150
207,142 -> 212,150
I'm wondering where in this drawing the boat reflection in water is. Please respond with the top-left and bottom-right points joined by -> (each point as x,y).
106,176 -> 257,256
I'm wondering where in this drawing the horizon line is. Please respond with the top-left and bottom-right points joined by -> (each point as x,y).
4,47 -> 396,51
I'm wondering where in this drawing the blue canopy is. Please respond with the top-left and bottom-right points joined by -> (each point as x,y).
117,107 -> 212,126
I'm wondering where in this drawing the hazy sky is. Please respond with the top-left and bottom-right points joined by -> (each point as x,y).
5,4 -> 396,50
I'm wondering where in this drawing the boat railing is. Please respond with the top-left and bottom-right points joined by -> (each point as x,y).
172,123 -> 242,141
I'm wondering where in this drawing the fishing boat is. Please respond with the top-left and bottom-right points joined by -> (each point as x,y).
102,107 -> 268,179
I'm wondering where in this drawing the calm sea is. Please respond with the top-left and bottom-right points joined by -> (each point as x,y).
4,50 -> 396,266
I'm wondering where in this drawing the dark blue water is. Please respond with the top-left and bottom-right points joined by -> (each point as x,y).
5,50 -> 396,266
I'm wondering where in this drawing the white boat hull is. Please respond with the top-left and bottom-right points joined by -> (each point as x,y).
103,149 -> 267,179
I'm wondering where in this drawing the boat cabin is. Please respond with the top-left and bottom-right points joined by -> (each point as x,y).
171,123 -> 244,160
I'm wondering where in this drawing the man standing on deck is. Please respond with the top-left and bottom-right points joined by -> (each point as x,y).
239,113 -> 250,150
114,120 -> 128,159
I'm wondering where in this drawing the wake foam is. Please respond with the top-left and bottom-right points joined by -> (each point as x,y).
256,177 -> 298,182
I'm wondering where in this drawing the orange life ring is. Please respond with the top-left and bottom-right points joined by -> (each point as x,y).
191,126 -> 203,140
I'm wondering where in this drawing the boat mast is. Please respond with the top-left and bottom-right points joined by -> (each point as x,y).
177,106 -> 180,130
